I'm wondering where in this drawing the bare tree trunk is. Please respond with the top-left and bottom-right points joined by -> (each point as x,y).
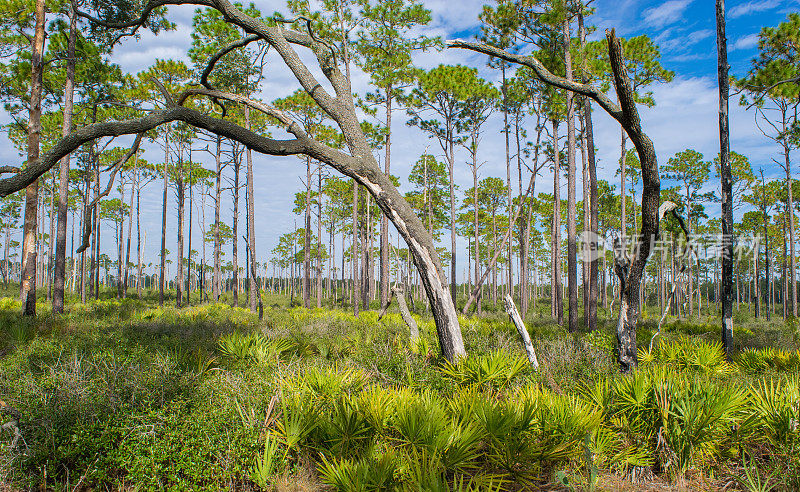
303,156 -> 311,308
124,153 -> 136,297
245,106 -> 258,312
117,181 -> 125,299
352,180 -> 359,316
577,11 -> 598,332
551,120 -> 564,325
316,165 -> 323,308
502,64 -> 514,302
563,16 -> 578,333
20,0 -> 46,315
619,128 -> 627,243
176,148 -> 184,307
136,172 -> 143,298
159,132 -> 168,306
472,146 -> 481,315
213,136 -> 222,301
447,138 -> 457,303
93,152 -> 100,300
53,3 -> 76,313
784,143 -> 797,317
380,89 -> 392,309
378,285 -> 419,343
232,153 -> 240,307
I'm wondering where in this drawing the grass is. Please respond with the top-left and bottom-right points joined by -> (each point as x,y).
0,285 -> 798,490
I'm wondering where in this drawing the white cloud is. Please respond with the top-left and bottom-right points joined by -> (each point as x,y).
656,28 -> 713,53
642,0 -> 693,28
729,0 -> 780,19
732,33 -> 759,51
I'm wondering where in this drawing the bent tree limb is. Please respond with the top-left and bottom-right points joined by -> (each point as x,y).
0,0 -> 466,362
450,29 -> 661,372
462,168 -> 537,315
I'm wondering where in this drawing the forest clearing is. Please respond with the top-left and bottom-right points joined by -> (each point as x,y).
1,0 -> 799,489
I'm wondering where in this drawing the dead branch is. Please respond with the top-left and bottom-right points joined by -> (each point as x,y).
503,294 -> 539,369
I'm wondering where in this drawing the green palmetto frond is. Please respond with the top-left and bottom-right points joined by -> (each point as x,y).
439,349 -> 528,390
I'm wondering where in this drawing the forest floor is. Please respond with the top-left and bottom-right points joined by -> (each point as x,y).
0,286 -> 798,491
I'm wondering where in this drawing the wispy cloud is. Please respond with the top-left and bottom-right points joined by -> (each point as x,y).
732,33 -> 760,51
654,28 -> 712,57
729,0 -> 780,19
642,0 -> 693,28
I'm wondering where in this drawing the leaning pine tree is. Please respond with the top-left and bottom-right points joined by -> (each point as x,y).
0,0 -> 466,363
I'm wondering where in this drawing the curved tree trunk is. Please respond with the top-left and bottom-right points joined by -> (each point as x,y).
3,0 -> 467,361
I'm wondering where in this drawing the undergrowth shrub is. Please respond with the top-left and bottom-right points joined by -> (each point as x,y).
2,296 -> 800,490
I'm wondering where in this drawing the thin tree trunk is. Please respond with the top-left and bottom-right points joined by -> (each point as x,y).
564,16 -> 578,334
20,0 -> 46,315
213,137 -> 222,301
232,153 -> 240,307
785,143 -> 797,317
159,132 -> 169,306
176,146 -> 184,307
245,106 -> 258,312
380,88 -> 392,308
551,120 -> 564,325
53,3 -> 76,313
303,156 -> 311,308
316,165 -> 323,308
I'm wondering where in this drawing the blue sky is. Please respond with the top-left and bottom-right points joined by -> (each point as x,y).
0,0 -> 796,282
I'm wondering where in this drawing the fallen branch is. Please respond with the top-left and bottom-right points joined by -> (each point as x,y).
378,284 -> 420,344
503,294 -> 539,369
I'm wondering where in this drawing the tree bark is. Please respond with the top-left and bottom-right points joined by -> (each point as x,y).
579,11 -> 598,333
20,0 -> 46,315
563,16 -> 578,333
159,132 -> 169,306
232,153 -> 240,307
213,136 -> 222,301
245,106 -> 258,312
53,3 -> 77,313
303,156 -> 311,308
472,144 -> 481,315
176,148 -> 184,307
316,164 -> 323,308
785,144 -> 797,317
551,120 -> 564,325
380,89 -> 391,309
352,180 -> 359,316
